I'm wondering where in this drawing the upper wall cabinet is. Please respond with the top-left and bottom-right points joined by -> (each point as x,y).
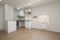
5,4 -> 14,21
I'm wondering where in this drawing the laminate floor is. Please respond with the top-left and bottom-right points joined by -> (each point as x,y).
0,28 -> 60,40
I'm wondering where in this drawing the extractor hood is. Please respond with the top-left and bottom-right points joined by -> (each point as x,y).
17,10 -> 25,16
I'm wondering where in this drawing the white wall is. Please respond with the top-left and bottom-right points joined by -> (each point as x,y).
3,21 -> 8,32
31,1 -> 60,32
0,4 -> 8,31
0,5 -> 4,30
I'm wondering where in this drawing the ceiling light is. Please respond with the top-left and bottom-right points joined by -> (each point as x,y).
0,0 -> 2,1
28,3 -> 32,5
17,8 -> 20,9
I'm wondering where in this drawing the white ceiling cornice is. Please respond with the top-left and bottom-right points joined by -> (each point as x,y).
2,0 -> 60,9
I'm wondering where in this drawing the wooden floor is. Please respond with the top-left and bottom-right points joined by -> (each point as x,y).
0,28 -> 60,40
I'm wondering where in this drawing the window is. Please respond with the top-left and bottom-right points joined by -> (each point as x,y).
38,15 -> 49,22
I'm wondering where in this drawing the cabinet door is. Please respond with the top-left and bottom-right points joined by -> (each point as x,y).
8,21 -> 16,33
25,21 -> 32,29
32,21 -> 37,28
5,4 -> 14,20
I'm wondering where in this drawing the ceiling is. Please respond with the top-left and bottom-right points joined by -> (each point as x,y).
1,0 -> 59,9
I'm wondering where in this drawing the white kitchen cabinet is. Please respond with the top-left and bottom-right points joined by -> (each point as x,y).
25,21 -> 32,29
8,21 -> 16,33
5,4 -> 14,21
